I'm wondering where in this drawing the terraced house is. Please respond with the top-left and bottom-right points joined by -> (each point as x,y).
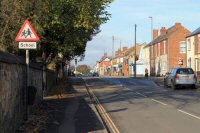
150,23 -> 191,76
186,27 -> 200,79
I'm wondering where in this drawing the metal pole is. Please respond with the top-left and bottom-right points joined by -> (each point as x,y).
134,24 -> 137,78
25,49 -> 29,120
149,16 -> 154,76
112,36 -> 114,76
151,17 -> 154,75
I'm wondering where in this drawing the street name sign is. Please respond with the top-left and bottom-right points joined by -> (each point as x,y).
19,42 -> 37,49
15,20 -> 40,42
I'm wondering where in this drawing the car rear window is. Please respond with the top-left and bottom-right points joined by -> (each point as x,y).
176,68 -> 194,74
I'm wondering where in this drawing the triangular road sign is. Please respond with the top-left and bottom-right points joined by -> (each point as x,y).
15,20 -> 40,41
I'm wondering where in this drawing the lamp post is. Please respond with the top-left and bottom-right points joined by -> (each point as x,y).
149,16 -> 154,76
134,24 -> 137,78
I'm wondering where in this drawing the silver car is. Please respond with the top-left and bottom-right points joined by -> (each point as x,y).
164,67 -> 197,89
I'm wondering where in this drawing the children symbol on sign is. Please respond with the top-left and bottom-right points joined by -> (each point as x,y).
21,28 -> 32,38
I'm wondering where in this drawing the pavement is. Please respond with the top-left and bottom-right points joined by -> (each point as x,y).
17,78 -> 107,133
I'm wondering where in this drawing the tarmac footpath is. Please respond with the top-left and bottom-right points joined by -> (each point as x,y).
17,78 -> 107,133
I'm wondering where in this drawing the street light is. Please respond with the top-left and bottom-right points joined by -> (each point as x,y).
149,16 -> 154,76
134,24 -> 137,78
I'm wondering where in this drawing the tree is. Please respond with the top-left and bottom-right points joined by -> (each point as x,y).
76,64 -> 90,75
0,0 -> 113,65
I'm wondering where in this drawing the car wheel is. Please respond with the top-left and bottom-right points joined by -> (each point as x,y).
192,84 -> 197,89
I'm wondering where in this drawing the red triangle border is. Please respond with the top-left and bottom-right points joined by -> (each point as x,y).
15,20 -> 40,42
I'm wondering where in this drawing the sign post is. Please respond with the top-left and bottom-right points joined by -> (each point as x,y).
15,20 -> 40,120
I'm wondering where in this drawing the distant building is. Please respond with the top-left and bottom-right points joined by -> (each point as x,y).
123,44 -> 142,76
149,22 -> 191,76
99,53 -> 111,76
136,43 -> 150,76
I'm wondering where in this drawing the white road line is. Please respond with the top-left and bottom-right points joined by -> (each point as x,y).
136,92 -> 147,98
151,99 -> 167,106
178,109 -> 200,120
123,87 -> 132,91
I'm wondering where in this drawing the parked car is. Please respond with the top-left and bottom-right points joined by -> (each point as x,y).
93,72 -> 99,77
164,67 -> 197,89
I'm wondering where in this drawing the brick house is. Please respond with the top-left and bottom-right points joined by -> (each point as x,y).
111,47 -> 128,76
150,23 -> 191,76
186,27 -> 200,79
123,44 -> 141,76
99,53 -> 111,76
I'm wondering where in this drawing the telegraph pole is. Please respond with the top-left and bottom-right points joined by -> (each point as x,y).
149,16 -> 154,76
134,24 -> 137,78
111,36 -> 114,76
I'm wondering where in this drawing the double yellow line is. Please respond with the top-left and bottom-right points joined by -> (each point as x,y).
83,79 -> 120,133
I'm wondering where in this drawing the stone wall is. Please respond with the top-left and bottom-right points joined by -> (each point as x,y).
0,52 -> 56,133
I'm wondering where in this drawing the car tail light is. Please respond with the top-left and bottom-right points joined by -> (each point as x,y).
175,74 -> 179,79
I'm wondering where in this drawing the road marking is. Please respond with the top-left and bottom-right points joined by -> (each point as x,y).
84,80 -> 120,133
123,86 -> 132,91
92,91 -> 120,133
151,99 -> 167,106
144,89 -> 168,94
178,109 -> 200,120
136,92 -> 147,98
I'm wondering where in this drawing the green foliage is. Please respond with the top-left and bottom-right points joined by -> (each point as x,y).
76,64 -> 90,75
0,0 -> 112,62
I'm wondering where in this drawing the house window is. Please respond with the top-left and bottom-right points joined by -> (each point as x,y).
117,58 -> 119,63
120,58 -> 123,63
158,43 -> 160,56
164,41 -> 166,54
188,39 -> 191,51
180,41 -> 186,53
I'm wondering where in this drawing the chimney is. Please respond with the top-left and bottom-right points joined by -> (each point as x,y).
153,29 -> 158,39
175,22 -> 181,28
160,27 -> 167,36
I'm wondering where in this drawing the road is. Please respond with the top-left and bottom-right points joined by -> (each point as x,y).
84,77 -> 200,133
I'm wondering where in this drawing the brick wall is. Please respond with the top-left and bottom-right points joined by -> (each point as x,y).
0,52 -> 56,133
169,27 -> 190,70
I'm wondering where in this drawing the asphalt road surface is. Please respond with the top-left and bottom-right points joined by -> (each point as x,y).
84,77 -> 200,133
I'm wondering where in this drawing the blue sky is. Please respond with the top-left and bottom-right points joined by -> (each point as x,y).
79,0 -> 200,67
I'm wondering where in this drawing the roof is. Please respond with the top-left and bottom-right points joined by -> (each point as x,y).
149,28 -> 178,45
125,44 -> 141,56
187,27 -> 200,38
148,23 -> 190,45
100,61 -> 111,67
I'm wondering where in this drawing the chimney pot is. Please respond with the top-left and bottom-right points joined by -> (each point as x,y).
160,27 -> 167,35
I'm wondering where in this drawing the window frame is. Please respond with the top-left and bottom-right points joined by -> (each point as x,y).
180,41 -> 186,54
